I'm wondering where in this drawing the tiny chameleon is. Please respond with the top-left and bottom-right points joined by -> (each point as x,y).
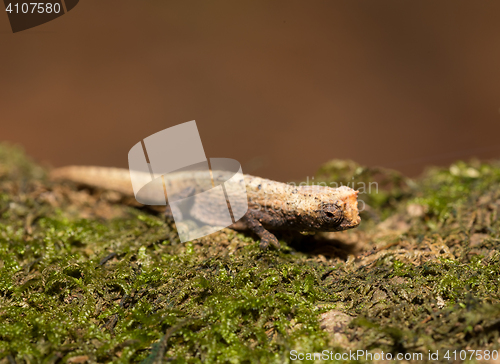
51,166 -> 361,249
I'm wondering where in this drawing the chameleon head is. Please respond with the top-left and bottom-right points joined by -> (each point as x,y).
313,185 -> 361,231
293,185 -> 361,232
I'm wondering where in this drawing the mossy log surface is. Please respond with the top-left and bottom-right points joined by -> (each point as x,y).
1,144 -> 500,363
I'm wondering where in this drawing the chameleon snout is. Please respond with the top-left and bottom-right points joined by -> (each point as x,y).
338,189 -> 361,230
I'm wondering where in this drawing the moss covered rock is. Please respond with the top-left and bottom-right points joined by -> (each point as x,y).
1,144 -> 500,363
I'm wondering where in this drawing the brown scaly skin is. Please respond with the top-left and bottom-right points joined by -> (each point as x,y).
51,166 -> 361,249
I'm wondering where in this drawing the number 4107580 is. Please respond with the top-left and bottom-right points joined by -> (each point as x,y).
5,3 -> 61,14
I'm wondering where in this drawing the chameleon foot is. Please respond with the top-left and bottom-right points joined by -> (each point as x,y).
242,214 -> 280,250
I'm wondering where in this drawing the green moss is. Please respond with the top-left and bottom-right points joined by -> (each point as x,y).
1,144 -> 500,363
412,160 -> 500,220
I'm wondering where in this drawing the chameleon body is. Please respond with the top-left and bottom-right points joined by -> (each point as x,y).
51,166 -> 361,249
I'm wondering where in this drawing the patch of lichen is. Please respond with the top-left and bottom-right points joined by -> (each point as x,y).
1,144 -> 500,363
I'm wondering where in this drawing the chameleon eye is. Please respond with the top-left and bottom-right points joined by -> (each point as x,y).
322,204 -> 344,226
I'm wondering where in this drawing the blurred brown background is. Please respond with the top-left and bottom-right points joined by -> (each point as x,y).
1,0 -> 500,182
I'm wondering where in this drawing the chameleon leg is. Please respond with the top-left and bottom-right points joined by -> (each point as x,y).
242,212 -> 281,250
